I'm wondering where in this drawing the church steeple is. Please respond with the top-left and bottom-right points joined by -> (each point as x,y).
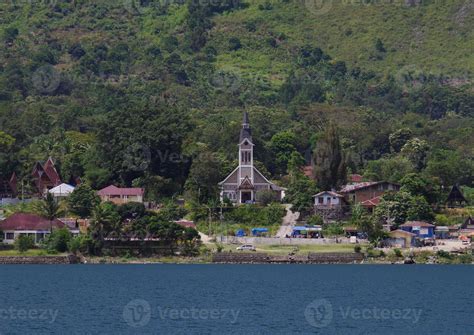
240,112 -> 252,143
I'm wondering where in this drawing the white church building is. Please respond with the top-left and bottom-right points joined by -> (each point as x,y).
219,112 -> 284,205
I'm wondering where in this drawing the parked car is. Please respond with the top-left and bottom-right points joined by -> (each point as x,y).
236,245 -> 256,251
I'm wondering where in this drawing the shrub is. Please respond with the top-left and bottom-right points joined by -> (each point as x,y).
228,37 -> 242,51
14,235 -> 34,252
67,235 -> 90,254
436,250 -> 452,259
307,215 -> 324,226
255,190 -> 278,206
458,254 -> 472,264
393,248 -> 403,258
46,228 -> 72,253
322,223 -> 344,237
354,245 -> 361,253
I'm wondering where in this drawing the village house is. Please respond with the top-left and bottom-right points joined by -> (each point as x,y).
219,112 -> 284,205
313,191 -> 347,222
399,221 -> 435,239
445,185 -> 468,208
339,181 -> 400,206
32,157 -> 62,196
0,213 -> 66,244
97,185 -> 144,204
386,229 -> 417,248
48,183 -> 75,200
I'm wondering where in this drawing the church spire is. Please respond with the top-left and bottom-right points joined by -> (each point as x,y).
240,112 -> 252,143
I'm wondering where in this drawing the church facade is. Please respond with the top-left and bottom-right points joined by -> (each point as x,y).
219,113 -> 284,205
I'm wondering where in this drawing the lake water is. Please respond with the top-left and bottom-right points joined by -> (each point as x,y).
0,265 -> 472,334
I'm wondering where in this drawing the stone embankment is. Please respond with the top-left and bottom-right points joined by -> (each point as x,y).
212,252 -> 364,264
0,255 -> 79,264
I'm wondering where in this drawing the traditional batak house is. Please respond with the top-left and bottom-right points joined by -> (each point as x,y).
0,172 -> 18,199
31,157 -> 62,196
219,112 -> 284,205
445,185 -> 468,208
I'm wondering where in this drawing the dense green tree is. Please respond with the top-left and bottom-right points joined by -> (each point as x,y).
400,173 -> 441,204
401,138 -> 430,171
374,191 -> 434,227
389,128 -> 412,153
269,130 -> 297,175
68,184 -> 100,219
184,148 -> 223,203
284,172 -> 318,214
117,202 -> 146,221
313,124 -> 347,190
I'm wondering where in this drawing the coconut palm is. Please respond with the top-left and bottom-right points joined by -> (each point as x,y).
35,192 -> 63,233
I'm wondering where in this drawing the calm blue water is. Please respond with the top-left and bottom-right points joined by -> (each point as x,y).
0,265 -> 472,334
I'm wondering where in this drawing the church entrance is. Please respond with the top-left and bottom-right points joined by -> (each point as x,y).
241,191 -> 252,204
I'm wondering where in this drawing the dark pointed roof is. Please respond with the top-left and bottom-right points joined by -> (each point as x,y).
446,185 -> 468,206
239,112 -> 252,143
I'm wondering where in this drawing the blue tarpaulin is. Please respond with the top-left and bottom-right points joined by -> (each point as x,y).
236,229 -> 246,237
251,228 -> 269,236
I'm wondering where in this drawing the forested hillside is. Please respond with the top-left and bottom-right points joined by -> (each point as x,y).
0,0 -> 473,203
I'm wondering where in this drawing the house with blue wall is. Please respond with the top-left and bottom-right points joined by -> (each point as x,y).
399,221 -> 435,238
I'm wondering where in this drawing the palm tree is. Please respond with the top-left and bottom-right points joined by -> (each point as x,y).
36,192 -> 62,233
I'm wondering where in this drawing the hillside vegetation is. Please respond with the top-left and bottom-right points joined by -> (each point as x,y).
0,0 -> 472,205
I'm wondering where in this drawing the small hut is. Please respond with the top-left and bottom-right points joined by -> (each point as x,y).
446,185 -> 468,208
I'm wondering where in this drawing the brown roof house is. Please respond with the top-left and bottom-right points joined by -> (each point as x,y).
219,112 -> 284,205
97,185 -> 144,204
32,157 -> 62,196
340,181 -> 400,207
0,213 -> 65,244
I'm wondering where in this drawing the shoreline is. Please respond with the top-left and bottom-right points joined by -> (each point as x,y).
0,253 -> 472,265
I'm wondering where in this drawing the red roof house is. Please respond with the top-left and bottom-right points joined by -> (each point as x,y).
97,185 -> 144,204
174,220 -> 197,229
0,213 -> 65,244
32,157 -> 62,195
